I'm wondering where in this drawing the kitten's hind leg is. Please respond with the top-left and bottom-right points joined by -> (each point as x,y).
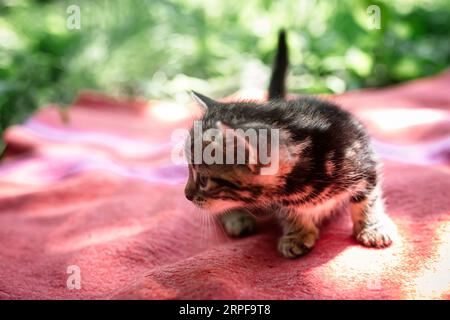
351,186 -> 396,248
219,209 -> 257,238
277,211 -> 319,258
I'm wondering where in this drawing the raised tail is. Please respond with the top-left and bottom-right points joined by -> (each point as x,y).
268,30 -> 289,100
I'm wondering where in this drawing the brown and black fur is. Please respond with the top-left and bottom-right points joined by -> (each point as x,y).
184,30 -> 396,258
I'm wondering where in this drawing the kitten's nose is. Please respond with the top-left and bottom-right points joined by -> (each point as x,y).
184,183 -> 196,202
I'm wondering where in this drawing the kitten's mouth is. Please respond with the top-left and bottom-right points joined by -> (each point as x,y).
192,200 -> 207,209
190,198 -> 216,210
197,199 -> 242,214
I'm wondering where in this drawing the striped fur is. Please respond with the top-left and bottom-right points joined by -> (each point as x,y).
184,31 -> 396,258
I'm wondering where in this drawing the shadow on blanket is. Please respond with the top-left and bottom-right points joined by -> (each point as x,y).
0,71 -> 449,300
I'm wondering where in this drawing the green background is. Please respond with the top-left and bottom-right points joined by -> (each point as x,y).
1,0 -> 449,151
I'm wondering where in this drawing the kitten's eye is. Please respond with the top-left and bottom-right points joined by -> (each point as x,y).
210,177 -> 238,189
198,175 -> 208,188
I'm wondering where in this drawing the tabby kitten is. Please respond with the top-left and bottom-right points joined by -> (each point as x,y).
184,31 -> 396,258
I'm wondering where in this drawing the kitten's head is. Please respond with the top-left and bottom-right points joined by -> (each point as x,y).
184,162 -> 259,212
184,92 -> 292,213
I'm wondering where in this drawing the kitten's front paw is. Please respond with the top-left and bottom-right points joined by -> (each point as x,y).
220,210 -> 256,238
355,223 -> 395,248
278,232 -> 317,258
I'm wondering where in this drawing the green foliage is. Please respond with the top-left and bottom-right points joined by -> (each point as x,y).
1,0 -> 450,148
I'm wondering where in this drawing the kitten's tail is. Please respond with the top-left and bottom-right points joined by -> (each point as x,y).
268,29 -> 289,100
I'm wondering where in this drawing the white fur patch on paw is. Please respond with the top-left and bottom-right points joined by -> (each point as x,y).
278,232 -> 316,258
356,223 -> 396,248
222,213 -> 256,237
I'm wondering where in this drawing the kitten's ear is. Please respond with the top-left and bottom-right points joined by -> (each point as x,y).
215,120 -> 231,132
216,121 -> 259,174
191,91 -> 217,112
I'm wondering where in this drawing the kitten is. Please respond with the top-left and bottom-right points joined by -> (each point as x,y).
184,30 -> 396,258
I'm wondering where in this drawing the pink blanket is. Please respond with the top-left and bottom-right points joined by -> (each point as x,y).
1,72 -> 449,300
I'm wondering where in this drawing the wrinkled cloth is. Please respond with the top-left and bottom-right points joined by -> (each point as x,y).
1,71 -> 449,300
